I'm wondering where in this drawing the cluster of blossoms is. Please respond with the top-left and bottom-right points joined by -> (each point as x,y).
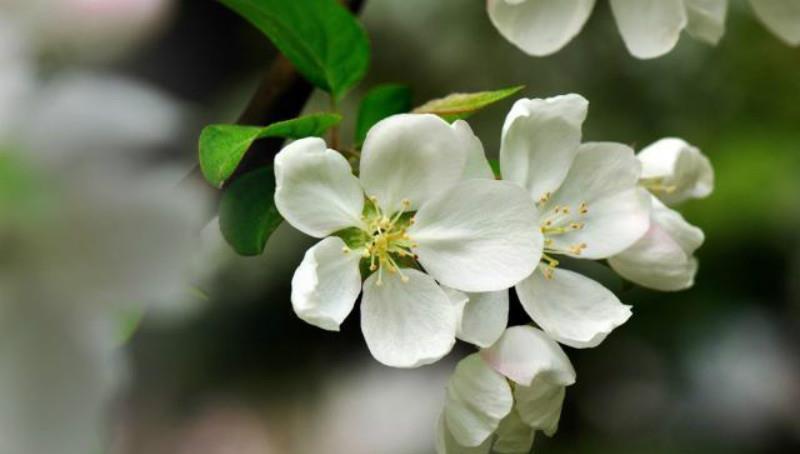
274,93 -> 713,451
488,0 -> 800,59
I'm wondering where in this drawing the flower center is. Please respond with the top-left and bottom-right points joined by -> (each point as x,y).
640,177 -> 677,195
538,201 -> 589,279
345,196 -> 417,286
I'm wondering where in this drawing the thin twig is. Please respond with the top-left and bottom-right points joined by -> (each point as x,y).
183,0 -> 367,191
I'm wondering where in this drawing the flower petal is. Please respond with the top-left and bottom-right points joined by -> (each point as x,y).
291,237 -> 362,331
274,137 -> 364,238
481,325 -> 575,386
409,179 -> 543,293
493,409 -> 536,454
514,376 -> 566,436
499,95 -> 588,203
545,143 -> 651,259
487,0 -> 596,56
749,0 -> 800,46
609,197 -> 704,291
685,0 -> 728,45
454,120 -> 494,180
359,114 -> 469,214
516,267 -> 632,348
638,137 -> 714,205
444,354 -> 514,447
436,414 -> 493,454
609,0 -> 687,59
458,291 -> 510,348
360,268 -> 458,368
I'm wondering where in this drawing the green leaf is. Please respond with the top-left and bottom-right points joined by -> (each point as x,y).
413,86 -> 524,122
355,84 -> 412,145
219,166 -> 282,256
488,158 -> 501,179
221,0 -> 370,100
114,306 -> 145,346
199,113 -> 341,187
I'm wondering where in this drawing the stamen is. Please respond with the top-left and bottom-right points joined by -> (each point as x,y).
538,192 -> 552,205
361,196 -> 418,283
568,243 -> 588,255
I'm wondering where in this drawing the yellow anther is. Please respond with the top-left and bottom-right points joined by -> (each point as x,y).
538,192 -> 552,204
568,243 -> 588,255
579,202 -> 589,215
342,246 -> 350,254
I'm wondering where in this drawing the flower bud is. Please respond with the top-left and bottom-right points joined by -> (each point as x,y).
637,137 -> 714,206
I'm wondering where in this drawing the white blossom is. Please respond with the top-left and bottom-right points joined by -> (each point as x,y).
497,94 -> 648,348
609,196 -> 705,291
275,114 -> 542,368
437,326 -> 575,454
487,0 -> 800,59
609,138 -> 713,291
637,137 -> 714,206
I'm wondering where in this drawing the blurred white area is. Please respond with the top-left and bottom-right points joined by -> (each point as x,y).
0,3 -> 211,453
20,72 -> 185,159
299,362 -> 449,454
114,360 -> 450,454
0,0 -> 175,62
683,308 -> 800,443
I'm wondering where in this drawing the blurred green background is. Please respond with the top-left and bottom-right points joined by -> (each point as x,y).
118,1 -> 800,453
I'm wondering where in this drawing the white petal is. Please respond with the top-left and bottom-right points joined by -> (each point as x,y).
487,0 -> 596,56
291,237 -> 362,331
274,137 -> 364,238
436,414 -> 493,454
651,197 -> 705,253
609,0 -> 688,59
481,325 -> 575,386
514,376 -> 566,436
360,269 -> 458,368
637,137 -> 714,205
749,0 -> 800,46
516,267 -> 632,348
454,120 -> 494,180
359,114 -> 469,214
458,291 -> 510,348
685,0 -> 728,45
444,354 -> 514,447
409,179 -> 543,293
493,409 -> 536,454
609,197 -> 705,291
546,143 -> 651,259
499,95 -> 588,203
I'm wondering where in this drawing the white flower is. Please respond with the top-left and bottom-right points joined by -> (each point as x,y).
637,137 -> 714,206
437,326 -> 575,453
609,196 -> 705,291
487,0 -> 800,59
609,138 -> 713,291
497,94 -> 649,348
274,114 -> 542,368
